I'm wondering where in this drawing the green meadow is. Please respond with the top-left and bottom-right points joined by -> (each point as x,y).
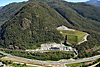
60,30 -> 87,44
66,63 -> 82,67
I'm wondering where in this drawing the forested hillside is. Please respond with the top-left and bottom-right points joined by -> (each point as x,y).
0,2 -> 26,26
48,2 -> 100,32
28,0 -> 100,32
0,1 -> 71,49
25,0 -> 100,57
0,0 -> 100,58
2,0 -> 100,32
46,1 -> 100,57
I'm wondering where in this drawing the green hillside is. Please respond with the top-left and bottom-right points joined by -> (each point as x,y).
0,1 -> 72,49
48,1 -> 100,32
66,2 -> 100,22
60,30 -> 87,44
1,0 -> 100,32
0,2 -> 26,26
28,0 -> 100,32
0,0 -> 100,58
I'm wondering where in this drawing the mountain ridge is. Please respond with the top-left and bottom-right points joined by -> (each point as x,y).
0,2 -> 26,26
0,6 -> 4,9
1,0 -> 100,32
0,0 -> 100,58
86,0 -> 100,8
0,1 -> 72,49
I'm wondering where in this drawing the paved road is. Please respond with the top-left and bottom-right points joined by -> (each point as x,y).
88,62 -> 100,67
73,48 -> 78,57
78,34 -> 89,44
0,51 -> 100,65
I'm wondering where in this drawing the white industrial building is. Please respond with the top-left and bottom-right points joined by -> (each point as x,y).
41,43 -> 73,51
25,43 -> 73,52
41,43 -> 64,50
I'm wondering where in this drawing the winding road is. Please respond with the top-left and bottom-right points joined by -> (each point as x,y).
0,51 -> 100,65
78,34 -> 89,44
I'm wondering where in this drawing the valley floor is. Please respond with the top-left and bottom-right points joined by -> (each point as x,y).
0,51 -> 100,67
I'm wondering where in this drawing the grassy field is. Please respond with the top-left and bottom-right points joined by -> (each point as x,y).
66,63 -> 82,67
60,30 -> 87,44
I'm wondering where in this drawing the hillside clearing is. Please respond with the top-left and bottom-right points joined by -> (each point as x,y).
59,30 -> 87,44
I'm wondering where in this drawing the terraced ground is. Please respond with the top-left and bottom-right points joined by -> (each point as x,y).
59,30 -> 87,44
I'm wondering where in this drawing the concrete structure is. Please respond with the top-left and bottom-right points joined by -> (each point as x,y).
63,46 -> 68,51
63,46 -> 73,51
41,43 -> 64,50
57,25 -> 75,31
25,43 -> 73,52
41,43 -> 73,51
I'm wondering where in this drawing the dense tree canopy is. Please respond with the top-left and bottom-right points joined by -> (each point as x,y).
2,49 -> 74,61
0,1 -> 71,49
